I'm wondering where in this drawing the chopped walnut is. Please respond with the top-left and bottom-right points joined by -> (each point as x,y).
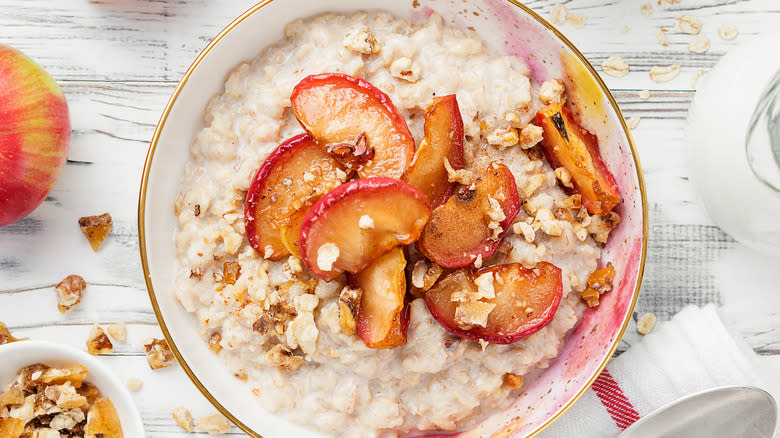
601,55 -> 629,78
581,264 -> 616,307
316,243 -> 340,272
85,398 -> 122,438
519,124 -> 544,149
44,382 -> 87,410
126,378 -> 143,392
539,79 -> 565,105
253,302 -> 297,336
512,220 -> 535,243
338,286 -> 362,335
443,158 -> 477,185
172,406 -> 194,433
562,194 -> 582,210
533,208 -> 563,237
504,373 -> 524,389
143,338 -> 175,370
106,323 -> 127,343
343,25 -> 380,54
454,301 -> 495,330
0,322 -> 23,345
50,409 -> 85,430
586,211 -> 621,243
636,312 -> 657,335
554,167 -> 573,188
0,418 -> 24,437
222,261 -> 241,285
523,174 -> 546,199
86,326 -> 113,356
208,332 -> 223,354
264,344 -> 304,371
390,57 -> 421,83
55,274 -> 86,314
78,213 -> 112,251
486,127 -> 519,148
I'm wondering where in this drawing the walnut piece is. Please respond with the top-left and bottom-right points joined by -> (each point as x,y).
539,79 -> 565,105
143,338 -> 175,370
0,418 -> 25,438
343,25 -> 380,54
172,406 -> 194,432
44,382 -> 87,409
581,263 -> 616,308
253,302 -> 297,336
586,211 -> 621,243
208,332 -> 223,354
636,312 -> 657,335
55,274 -> 86,314
264,344 -> 303,371
86,326 -> 113,355
222,261 -> 241,285
78,213 -> 112,251
85,397 -> 123,438
338,286 -> 362,335
0,322 -> 23,345
390,57 -> 421,83
196,413 -> 231,435
504,373 -> 524,389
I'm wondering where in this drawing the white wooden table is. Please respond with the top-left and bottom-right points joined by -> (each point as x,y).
1,1 -> 778,436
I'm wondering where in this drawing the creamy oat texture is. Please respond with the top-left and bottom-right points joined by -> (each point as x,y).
173,11 -> 601,437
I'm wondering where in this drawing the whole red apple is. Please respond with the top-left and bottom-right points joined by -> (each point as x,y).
0,44 -> 70,228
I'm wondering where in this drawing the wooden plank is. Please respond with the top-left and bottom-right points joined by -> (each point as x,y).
0,0 -> 774,87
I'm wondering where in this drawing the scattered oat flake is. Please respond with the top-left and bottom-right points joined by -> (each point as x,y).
657,29 -> 669,47
649,65 -> 680,83
549,3 -> 567,25
197,413 -> 231,435
567,13 -> 585,29
173,406 -> 194,432
675,15 -> 702,35
627,116 -> 641,130
639,89 -> 651,100
126,377 -> 143,391
718,24 -> 738,40
688,34 -> 710,54
620,25 -> 629,34
691,69 -> 706,88
640,3 -> 653,16
78,213 -> 112,251
601,55 -> 630,78
636,312 -> 657,335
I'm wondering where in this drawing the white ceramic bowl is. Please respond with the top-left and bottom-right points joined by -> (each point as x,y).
0,340 -> 146,437
139,1 -> 647,436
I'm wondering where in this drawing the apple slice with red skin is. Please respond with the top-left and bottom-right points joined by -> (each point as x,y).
300,177 -> 431,281
352,247 -> 410,349
402,94 -> 465,207
425,262 -> 563,344
290,73 -> 415,179
244,133 -> 345,260
417,163 -> 520,269
536,103 -> 621,215
279,202 -> 311,258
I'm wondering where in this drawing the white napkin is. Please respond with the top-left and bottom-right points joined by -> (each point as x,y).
538,305 -> 779,437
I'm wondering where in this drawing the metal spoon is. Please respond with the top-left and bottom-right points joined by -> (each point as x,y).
618,386 -> 777,438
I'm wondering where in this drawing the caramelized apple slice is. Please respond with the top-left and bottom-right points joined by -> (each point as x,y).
536,103 -> 621,215
279,204 -> 311,258
352,247 -> 410,348
402,94 -> 465,207
426,262 -> 562,344
244,134 -> 345,259
291,73 -> 415,179
417,163 -> 520,268
300,177 -> 431,281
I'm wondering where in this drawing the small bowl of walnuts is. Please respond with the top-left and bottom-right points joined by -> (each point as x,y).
0,340 -> 145,437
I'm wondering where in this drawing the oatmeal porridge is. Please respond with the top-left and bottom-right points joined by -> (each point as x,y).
173,11 -> 620,437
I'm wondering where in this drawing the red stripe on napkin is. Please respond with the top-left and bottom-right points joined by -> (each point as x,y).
592,369 -> 640,429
